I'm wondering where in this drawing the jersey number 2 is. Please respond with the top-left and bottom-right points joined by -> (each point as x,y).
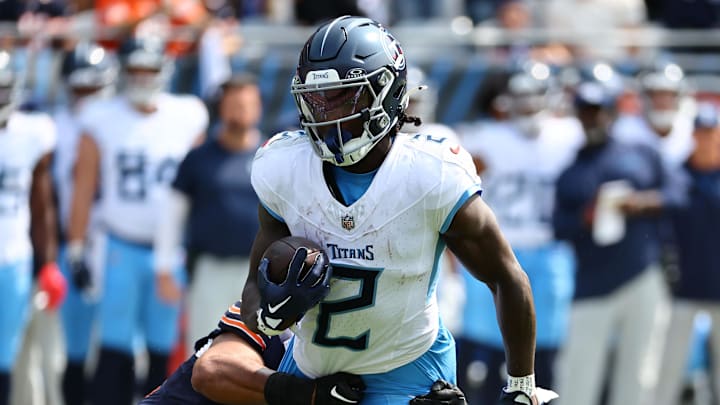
313,265 -> 381,351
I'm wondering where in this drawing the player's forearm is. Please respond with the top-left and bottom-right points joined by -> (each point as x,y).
191,343 -> 271,404
193,370 -> 268,405
241,280 -> 262,332
67,136 -> 99,243
242,204 -> 292,332
494,268 -> 536,377
67,188 -> 94,243
30,155 -> 58,264
154,189 -> 190,272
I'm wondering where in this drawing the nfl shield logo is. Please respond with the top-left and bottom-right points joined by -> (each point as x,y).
341,214 -> 355,231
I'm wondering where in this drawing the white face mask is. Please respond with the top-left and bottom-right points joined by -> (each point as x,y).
512,113 -> 544,138
647,110 -> 676,133
125,85 -> 161,107
123,70 -> 165,108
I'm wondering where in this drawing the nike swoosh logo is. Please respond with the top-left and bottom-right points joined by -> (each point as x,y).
330,386 -> 358,403
267,296 -> 292,314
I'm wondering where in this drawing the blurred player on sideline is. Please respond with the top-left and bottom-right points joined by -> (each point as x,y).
11,42 -> 117,405
0,48 -> 63,405
51,41 -> 119,405
68,38 -> 207,405
614,64 -> 695,168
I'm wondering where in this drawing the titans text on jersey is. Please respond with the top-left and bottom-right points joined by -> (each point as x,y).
325,243 -> 375,260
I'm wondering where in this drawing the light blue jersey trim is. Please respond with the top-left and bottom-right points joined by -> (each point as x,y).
440,184 -> 483,234
426,239 -> 447,302
260,201 -> 285,223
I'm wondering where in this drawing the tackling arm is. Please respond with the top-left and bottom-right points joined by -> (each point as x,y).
442,195 -> 536,377
191,333 -> 271,405
240,204 -> 291,332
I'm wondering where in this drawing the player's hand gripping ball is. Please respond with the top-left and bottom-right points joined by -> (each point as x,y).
256,236 -> 332,336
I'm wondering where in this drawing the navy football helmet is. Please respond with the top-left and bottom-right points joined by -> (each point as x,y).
119,37 -> 172,106
291,16 -> 408,166
506,66 -> 551,137
638,63 -> 686,132
64,41 -> 119,97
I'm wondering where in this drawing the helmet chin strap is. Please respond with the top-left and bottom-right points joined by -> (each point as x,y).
324,124 -> 354,165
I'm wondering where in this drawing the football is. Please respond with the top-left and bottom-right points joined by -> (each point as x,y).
262,236 -> 325,284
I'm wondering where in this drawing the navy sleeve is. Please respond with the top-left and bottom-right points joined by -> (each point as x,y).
172,148 -> 197,195
657,159 -> 692,210
553,170 -> 590,241
215,301 -> 272,354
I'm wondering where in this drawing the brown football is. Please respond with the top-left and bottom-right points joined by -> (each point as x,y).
262,236 -> 325,284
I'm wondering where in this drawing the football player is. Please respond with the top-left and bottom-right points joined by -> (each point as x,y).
613,63 -> 694,168
67,38 -> 208,405
52,41 -> 119,405
11,40 -> 118,405
0,48 -> 62,405
141,248 -> 465,405
240,16 -> 555,405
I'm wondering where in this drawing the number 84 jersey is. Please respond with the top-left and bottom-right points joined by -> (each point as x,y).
79,95 -> 207,242
252,131 -> 482,377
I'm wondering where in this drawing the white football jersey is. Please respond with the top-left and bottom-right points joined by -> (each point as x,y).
80,94 -> 207,242
0,111 -> 56,264
613,113 -> 694,168
252,131 -> 482,377
460,117 -> 583,248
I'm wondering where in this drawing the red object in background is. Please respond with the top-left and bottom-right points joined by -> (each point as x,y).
696,93 -> 720,108
94,0 -> 207,57
166,0 -> 208,57
167,306 -> 187,375
94,0 -> 161,49
38,262 -> 68,311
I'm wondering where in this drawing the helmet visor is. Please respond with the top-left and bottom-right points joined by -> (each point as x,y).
301,85 -> 371,123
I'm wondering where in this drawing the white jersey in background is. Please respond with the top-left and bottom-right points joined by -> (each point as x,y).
612,114 -> 694,168
460,117 -> 583,248
79,94 -> 208,243
0,112 -> 56,264
252,130 -> 482,378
